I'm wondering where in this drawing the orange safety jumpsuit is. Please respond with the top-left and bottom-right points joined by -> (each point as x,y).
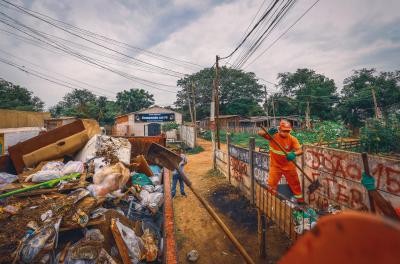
262,133 -> 303,201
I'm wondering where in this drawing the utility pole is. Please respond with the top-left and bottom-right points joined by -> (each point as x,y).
370,86 -> 382,119
271,97 -> 276,126
191,80 -> 197,146
215,55 -> 221,150
264,85 -> 268,115
186,85 -> 194,124
211,79 -> 216,169
305,100 -> 311,129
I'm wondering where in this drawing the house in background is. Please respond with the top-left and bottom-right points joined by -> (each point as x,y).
113,106 -> 182,137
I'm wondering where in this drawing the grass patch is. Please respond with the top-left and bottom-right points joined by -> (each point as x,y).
185,145 -> 205,155
206,168 -> 225,178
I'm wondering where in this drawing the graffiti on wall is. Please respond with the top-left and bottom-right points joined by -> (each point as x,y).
253,152 -> 269,185
230,157 -> 248,182
229,145 -> 249,163
304,145 -> 400,210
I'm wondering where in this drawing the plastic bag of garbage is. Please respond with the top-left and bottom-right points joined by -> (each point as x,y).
154,185 -> 163,193
132,173 -> 153,187
62,161 -> 84,175
115,218 -> 144,264
93,162 -> 130,188
142,185 -> 155,193
41,161 -> 64,171
89,162 -> 130,197
0,172 -> 18,188
19,218 -> 61,263
140,190 -> 164,213
149,176 -> 161,186
31,170 -> 63,183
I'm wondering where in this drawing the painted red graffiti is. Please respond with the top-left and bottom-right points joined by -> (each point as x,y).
372,164 -> 400,193
306,149 -> 362,180
308,173 -> 368,210
230,157 -> 247,183
306,149 -> 400,195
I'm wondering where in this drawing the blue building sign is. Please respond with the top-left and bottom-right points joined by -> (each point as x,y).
136,113 -> 175,122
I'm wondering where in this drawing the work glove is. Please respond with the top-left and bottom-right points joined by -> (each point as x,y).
361,172 -> 376,191
286,151 -> 296,161
268,127 -> 278,135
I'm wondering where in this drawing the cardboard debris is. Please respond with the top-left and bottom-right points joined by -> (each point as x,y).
8,120 -> 92,173
0,124 -> 167,263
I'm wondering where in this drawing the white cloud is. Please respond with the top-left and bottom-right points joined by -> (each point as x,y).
0,0 -> 399,110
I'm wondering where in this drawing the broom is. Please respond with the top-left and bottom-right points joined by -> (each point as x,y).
361,152 -> 399,221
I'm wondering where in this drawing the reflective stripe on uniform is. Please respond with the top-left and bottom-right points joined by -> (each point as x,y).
294,194 -> 303,198
269,147 -> 286,155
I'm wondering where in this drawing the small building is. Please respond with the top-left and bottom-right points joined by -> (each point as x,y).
44,117 -> 78,131
199,115 -> 241,130
113,106 -> 182,137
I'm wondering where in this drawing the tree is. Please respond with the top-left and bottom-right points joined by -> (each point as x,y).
175,66 -> 265,121
278,69 -> 338,126
265,93 -> 298,117
50,89 -> 119,125
116,89 -> 154,113
338,69 -> 400,132
50,89 -> 96,118
0,79 -> 44,111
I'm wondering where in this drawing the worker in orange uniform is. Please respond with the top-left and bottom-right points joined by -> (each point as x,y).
258,120 -> 304,203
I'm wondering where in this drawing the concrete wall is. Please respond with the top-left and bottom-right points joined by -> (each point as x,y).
214,142 -> 400,240
180,125 -> 195,148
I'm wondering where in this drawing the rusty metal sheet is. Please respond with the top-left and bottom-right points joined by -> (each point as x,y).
126,135 -> 166,158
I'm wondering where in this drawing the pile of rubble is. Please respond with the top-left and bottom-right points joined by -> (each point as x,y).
0,120 -> 166,263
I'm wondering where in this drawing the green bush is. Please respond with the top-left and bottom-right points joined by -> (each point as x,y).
292,121 -> 350,144
186,146 -> 205,155
162,122 -> 179,132
360,116 -> 400,154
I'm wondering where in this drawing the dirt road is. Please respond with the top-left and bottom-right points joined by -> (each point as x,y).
173,138 -> 290,264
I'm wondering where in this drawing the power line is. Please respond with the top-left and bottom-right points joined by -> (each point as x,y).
0,0 -> 189,77
220,0 -> 281,59
233,0 -> 297,69
0,14 -> 179,93
0,48 -> 117,97
0,28 -> 184,78
0,57 -> 114,99
0,1 -> 205,70
226,0 -> 268,66
244,0 -> 321,68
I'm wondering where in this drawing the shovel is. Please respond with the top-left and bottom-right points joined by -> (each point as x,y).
260,125 -> 321,194
0,173 -> 81,199
146,143 -> 255,264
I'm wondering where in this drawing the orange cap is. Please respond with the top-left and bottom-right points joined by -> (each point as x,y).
279,120 -> 292,131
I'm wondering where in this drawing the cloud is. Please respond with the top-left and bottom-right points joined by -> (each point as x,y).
0,0 -> 399,110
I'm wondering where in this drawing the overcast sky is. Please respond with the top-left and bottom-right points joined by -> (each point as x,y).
0,0 -> 399,109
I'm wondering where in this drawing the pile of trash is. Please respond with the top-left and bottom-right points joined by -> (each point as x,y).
0,120 -> 167,263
